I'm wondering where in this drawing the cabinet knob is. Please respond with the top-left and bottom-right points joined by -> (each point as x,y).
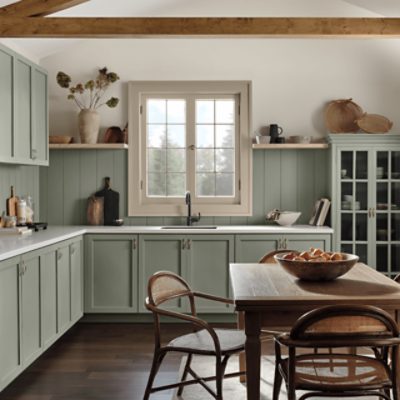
181,239 -> 186,250
31,149 -> 37,160
133,238 -> 137,250
283,238 -> 288,249
187,239 -> 192,250
70,245 -> 75,255
57,251 -> 62,261
277,239 -> 282,249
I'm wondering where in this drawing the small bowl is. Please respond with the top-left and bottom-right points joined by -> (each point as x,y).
274,253 -> 359,281
274,211 -> 301,226
256,135 -> 271,144
287,136 -> 311,144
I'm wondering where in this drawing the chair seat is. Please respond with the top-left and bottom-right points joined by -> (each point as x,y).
167,328 -> 245,355
281,353 -> 391,391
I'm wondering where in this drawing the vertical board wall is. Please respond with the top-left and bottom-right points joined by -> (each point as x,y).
39,149 -> 328,226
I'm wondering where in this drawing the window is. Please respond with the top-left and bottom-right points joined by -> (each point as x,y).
128,81 -> 252,216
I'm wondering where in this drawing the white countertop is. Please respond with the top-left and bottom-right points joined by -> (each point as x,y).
0,224 -> 333,262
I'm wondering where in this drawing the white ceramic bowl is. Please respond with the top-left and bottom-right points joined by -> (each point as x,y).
274,211 -> 301,226
256,135 -> 271,144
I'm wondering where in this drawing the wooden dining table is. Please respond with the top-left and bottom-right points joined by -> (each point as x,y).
229,262 -> 400,400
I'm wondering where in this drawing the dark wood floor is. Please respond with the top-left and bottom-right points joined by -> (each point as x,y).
0,323 -> 236,400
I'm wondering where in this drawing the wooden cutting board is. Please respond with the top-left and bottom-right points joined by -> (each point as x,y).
95,177 -> 120,225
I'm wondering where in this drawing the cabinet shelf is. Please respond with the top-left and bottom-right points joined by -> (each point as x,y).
49,143 -> 128,150
252,143 -> 328,150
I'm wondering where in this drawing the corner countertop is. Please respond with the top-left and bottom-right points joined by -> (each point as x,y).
0,225 -> 333,262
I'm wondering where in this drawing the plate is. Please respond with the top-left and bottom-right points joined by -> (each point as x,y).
355,113 -> 393,134
325,99 -> 363,133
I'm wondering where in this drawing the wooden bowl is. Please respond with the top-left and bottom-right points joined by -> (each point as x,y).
274,253 -> 359,281
49,135 -> 73,144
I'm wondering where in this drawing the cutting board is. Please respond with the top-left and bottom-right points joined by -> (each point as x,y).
95,177 -> 120,225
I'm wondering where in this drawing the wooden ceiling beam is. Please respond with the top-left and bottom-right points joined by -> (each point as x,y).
0,0 -> 89,17
0,17 -> 400,37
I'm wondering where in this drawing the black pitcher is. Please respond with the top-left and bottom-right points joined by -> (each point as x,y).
269,124 -> 283,143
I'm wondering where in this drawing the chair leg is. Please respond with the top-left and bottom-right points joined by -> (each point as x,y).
273,364 -> 282,400
177,354 -> 193,396
215,355 -> 230,400
143,350 -> 165,400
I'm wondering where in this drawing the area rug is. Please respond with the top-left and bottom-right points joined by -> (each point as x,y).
171,355 -> 377,400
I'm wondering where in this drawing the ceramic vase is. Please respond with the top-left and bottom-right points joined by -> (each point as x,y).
79,109 -> 100,144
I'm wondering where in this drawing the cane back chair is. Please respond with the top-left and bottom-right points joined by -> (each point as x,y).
273,305 -> 400,400
143,271 -> 245,400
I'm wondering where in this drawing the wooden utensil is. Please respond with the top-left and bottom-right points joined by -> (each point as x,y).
6,186 -> 18,217
325,98 -> 363,133
87,196 -> 104,225
355,113 -> 393,133
95,177 -> 120,225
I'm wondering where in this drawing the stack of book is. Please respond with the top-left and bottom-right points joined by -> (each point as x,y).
309,198 -> 331,226
0,226 -> 32,236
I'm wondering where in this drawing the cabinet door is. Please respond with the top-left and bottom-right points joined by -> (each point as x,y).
0,47 -> 13,162
138,235 -> 184,312
186,235 -> 234,313
40,250 -> 57,349
32,67 -> 48,165
70,239 -> 83,322
14,57 -> 32,163
57,246 -> 71,334
0,257 -> 21,388
285,234 -> 331,252
85,235 -> 138,313
20,254 -> 41,366
235,235 -> 279,262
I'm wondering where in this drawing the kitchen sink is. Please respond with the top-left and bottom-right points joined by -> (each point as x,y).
161,226 -> 218,229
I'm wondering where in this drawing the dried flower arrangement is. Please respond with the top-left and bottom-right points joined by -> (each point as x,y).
56,67 -> 120,110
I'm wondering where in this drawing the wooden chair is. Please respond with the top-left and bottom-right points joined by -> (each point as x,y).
143,271 -> 245,400
394,274 -> 400,284
273,304 -> 400,400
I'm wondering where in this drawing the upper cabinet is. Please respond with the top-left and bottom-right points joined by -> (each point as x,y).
0,44 -> 48,166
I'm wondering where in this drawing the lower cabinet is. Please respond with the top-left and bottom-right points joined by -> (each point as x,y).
235,234 -> 332,262
85,235 -> 138,313
0,236 -> 83,392
138,234 -> 234,313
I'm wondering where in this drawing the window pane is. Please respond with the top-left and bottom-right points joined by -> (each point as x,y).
216,149 -> 234,173
167,125 -> 185,148
148,149 -> 166,172
215,100 -> 234,124
196,125 -> 214,148
167,149 -> 185,172
216,125 -> 234,148
196,173 -> 215,196
167,173 -> 185,196
216,173 -> 234,196
167,100 -> 185,124
148,173 -> 166,196
147,99 -> 166,123
147,125 -> 166,148
196,100 -> 214,123
196,149 -> 214,172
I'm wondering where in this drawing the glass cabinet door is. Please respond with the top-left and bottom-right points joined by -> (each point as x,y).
375,151 -> 400,276
339,150 -> 369,264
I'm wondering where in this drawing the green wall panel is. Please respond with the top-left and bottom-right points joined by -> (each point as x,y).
39,148 -> 328,226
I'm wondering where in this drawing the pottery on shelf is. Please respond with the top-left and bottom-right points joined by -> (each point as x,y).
79,109 -> 100,144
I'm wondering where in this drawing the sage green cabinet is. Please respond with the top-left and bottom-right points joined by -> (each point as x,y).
57,245 -> 71,334
70,239 -> 83,322
0,47 -> 13,162
235,234 -> 331,262
40,249 -> 57,349
0,43 -> 48,166
329,134 -> 400,276
0,257 -> 21,389
85,235 -> 138,313
138,234 -> 234,313
20,252 -> 41,366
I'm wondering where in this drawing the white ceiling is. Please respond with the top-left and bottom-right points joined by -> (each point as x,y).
1,0 -> 399,60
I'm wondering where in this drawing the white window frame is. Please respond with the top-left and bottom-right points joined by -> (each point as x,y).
128,81 -> 252,217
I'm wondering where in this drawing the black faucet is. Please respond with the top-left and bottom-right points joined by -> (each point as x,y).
185,191 -> 201,226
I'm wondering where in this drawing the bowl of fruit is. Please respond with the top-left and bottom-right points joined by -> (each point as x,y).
274,248 -> 359,281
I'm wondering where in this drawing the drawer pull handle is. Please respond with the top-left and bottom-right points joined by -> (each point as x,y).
133,238 -> 137,250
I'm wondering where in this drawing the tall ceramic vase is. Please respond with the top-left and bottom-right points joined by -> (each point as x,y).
79,109 -> 100,144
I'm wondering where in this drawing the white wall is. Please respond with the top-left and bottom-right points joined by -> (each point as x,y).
40,38 -> 400,141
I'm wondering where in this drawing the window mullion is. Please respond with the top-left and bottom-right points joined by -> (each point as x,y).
186,94 -> 196,196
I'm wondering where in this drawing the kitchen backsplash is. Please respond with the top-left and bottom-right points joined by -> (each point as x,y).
39,149 -> 328,226
0,164 -> 40,220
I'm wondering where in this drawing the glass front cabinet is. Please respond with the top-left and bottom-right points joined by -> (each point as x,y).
329,134 -> 400,277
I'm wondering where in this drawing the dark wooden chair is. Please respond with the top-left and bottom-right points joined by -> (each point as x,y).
394,274 -> 400,284
273,304 -> 400,400
143,271 -> 245,400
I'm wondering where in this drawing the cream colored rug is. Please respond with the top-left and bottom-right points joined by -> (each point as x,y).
171,355 -> 377,400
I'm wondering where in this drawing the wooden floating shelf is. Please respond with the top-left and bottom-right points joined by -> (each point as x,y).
252,143 -> 329,150
49,143 -> 128,150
